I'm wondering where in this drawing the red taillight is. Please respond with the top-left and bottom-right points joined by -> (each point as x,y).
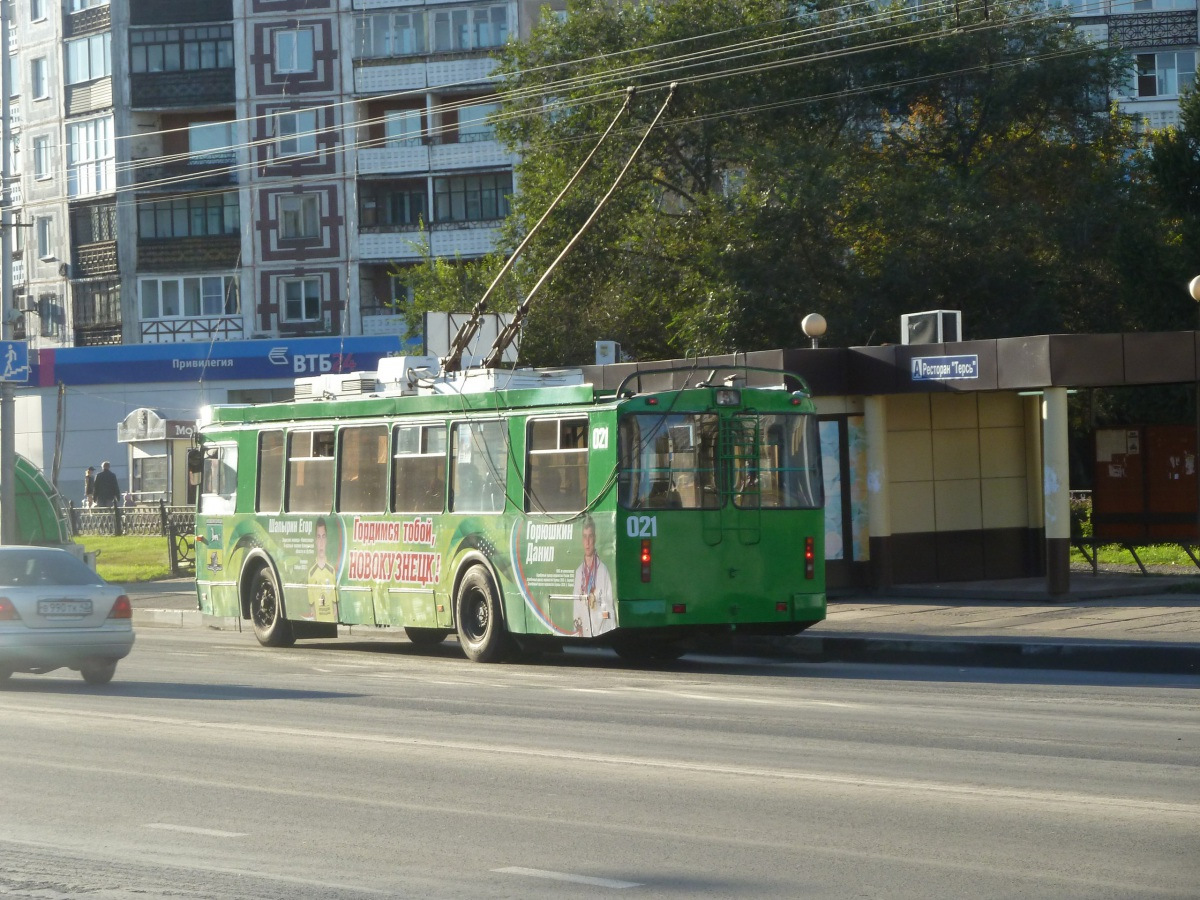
108,595 -> 132,620
640,539 -> 651,582
777,601 -> 788,612
646,397 -> 658,406
672,603 -> 686,614
805,537 -> 815,580
0,597 -> 17,620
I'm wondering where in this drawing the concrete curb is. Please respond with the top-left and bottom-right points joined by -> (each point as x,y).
778,634 -> 1200,676
131,609 -> 1200,675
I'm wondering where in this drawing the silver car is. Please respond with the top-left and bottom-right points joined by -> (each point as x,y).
0,546 -> 135,685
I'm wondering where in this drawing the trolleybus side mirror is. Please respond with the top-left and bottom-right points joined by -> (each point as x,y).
187,448 -> 202,477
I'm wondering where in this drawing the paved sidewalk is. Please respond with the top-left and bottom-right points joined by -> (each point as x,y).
122,573 -> 1200,675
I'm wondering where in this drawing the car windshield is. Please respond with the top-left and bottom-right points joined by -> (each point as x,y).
0,549 -> 107,587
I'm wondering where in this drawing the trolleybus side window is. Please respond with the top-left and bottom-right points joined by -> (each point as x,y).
199,444 -> 238,515
392,423 -> 447,512
286,429 -> 335,512
257,430 -> 285,512
450,420 -> 506,513
338,425 -> 388,513
618,414 -> 719,509
731,414 -> 823,510
525,417 -> 588,513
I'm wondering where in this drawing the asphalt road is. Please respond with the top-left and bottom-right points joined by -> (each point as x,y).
0,630 -> 1197,899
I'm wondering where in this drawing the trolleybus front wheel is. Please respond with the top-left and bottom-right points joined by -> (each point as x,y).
249,566 -> 295,648
454,567 -> 511,663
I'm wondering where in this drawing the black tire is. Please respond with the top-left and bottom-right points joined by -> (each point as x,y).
613,638 -> 686,664
404,627 -> 451,647
454,566 -> 511,663
249,566 -> 295,648
80,659 -> 117,685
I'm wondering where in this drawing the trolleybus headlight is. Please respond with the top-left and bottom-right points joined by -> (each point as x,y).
805,536 -> 815,579
640,539 -> 652,582
715,388 -> 741,407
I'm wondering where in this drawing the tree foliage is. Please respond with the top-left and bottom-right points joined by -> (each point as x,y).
411,0 -> 1190,365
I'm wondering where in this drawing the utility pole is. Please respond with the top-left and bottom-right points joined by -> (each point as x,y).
1,4 -> 17,545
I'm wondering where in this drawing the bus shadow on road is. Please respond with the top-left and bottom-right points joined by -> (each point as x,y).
0,678 -> 363,701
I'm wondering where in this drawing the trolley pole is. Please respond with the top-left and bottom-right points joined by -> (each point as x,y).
0,5 -> 15,545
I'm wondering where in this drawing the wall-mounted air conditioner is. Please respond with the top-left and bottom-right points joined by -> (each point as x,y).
900,310 -> 962,345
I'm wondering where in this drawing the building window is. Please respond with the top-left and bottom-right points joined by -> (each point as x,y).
360,182 -> 427,228
67,115 -> 115,198
31,0 -> 45,21
139,275 -> 239,319
138,193 -> 239,238
275,110 -> 318,157
384,109 -> 424,147
279,194 -> 319,238
355,11 -> 427,59
281,277 -> 321,322
31,58 -> 48,100
130,26 -> 234,74
431,5 -> 508,53
275,29 -> 315,74
8,56 -> 18,98
71,203 -> 118,245
33,136 -> 50,180
66,33 -> 111,85
36,217 -> 52,260
1134,51 -> 1197,98
457,101 -> 498,143
188,122 -> 235,163
38,294 -> 63,338
433,172 -> 512,223
70,0 -> 108,9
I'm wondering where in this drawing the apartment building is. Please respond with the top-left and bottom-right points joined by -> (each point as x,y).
2,0 -> 563,353
1067,0 -> 1199,131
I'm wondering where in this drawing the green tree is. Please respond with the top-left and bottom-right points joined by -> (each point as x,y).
425,0 -> 1180,365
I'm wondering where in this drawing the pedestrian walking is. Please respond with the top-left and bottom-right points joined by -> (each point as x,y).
93,461 -> 120,509
84,466 -> 95,508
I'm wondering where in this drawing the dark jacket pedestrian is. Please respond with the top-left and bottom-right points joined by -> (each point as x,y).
84,467 -> 95,508
93,461 -> 120,508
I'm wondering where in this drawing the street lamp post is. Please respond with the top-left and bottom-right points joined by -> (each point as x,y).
1189,277 -> 1200,548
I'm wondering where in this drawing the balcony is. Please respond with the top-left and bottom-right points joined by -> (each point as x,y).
358,145 -> 431,175
8,105 -> 19,131
66,78 -> 114,118
354,56 -> 497,94
431,138 -> 513,172
72,277 -> 122,347
131,0 -> 233,26
137,235 -> 241,271
66,2 -> 111,37
11,259 -> 24,288
5,176 -> 21,206
131,69 -> 235,109
358,224 -> 502,261
133,159 -> 238,191
141,315 -> 244,343
72,241 -> 119,279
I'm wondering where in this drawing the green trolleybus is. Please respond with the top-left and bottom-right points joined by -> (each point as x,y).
193,360 -> 826,662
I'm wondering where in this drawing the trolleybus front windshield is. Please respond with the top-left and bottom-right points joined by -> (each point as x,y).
618,412 -> 822,510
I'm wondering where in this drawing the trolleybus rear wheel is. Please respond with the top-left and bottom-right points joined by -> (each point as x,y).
454,567 -> 511,663
249,566 -> 295,648
404,627 -> 451,647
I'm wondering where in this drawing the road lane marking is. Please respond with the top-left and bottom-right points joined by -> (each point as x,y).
495,867 -> 641,889
5,702 -> 1197,818
145,823 -> 247,838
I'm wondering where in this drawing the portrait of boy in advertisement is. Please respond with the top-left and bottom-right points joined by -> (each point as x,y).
573,514 -> 614,636
307,516 -> 338,622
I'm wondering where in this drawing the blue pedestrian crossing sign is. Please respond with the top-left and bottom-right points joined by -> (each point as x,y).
0,340 -> 30,383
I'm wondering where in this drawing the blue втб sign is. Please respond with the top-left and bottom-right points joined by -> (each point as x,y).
911,354 -> 979,381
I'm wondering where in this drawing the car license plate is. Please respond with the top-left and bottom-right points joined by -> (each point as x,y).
38,600 -> 92,617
